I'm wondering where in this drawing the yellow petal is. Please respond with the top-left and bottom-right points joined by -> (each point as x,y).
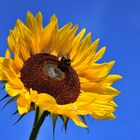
54,23 -> 75,56
70,28 -> 86,59
0,71 -> 7,81
50,14 -> 58,28
39,19 -> 56,53
67,113 -> 87,128
79,61 -> 115,81
0,58 -> 12,81
26,12 -> 41,53
53,24 -> 78,56
62,25 -> 79,55
93,46 -> 106,62
59,22 -> 73,33
13,47 -> 24,70
7,19 -> 31,54
0,63 -> 17,82
5,80 -> 24,96
72,38 -> 99,70
92,112 -> 116,120
5,49 -> 11,58
76,92 -> 117,120
26,11 -> 39,34
77,92 -> 97,103
101,74 -> 122,85
36,11 -> 43,32
17,93 -> 31,115
7,30 -> 16,53
36,93 -> 57,111
91,104 -> 116,119
81,82 -> 120,95
30,89 -> 39,102
18,40 -> 30,61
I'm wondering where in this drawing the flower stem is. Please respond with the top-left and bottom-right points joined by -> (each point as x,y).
29,109 -> 47,140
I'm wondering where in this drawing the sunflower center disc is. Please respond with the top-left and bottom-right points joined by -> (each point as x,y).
20,54 -> 80,105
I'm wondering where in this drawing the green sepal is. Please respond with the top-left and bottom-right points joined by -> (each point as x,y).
10,103 -> 35,119
0,81 -> 6,90
60,115 -> 69,133
30,102 -> 35,111
80,115 -> 89,132
10,110 -> 19,118
51,113 -> 58,139
11,105 -> 35,126
0,94 -> 9,102
12,113 -> 26,126
34,107 -> 48,125
0,81 -> 6,84
1,96 -> 18,111
0,85 -> 5,90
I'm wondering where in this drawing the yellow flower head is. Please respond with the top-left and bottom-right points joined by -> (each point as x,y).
0,12 -> 122,131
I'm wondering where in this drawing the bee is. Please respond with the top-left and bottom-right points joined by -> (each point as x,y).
58,55 -> 71,66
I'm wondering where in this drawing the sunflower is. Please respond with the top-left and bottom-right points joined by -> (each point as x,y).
0,11 -> 121,139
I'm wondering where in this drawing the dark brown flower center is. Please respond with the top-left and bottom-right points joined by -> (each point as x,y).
20,54 -> 80,105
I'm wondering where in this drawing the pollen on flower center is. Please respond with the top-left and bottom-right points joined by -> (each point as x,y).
20,54 -> 80,105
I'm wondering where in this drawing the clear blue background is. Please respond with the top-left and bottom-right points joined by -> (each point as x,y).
0,0 -> 139,140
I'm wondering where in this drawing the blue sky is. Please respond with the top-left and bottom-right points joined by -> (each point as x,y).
0,0 -> 140,140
